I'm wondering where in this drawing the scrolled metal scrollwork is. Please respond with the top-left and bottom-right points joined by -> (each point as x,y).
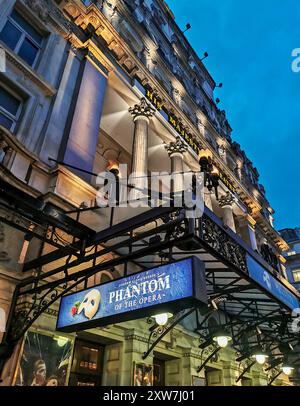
200,214 -> 247,273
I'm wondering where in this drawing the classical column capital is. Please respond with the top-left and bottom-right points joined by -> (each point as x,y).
129,98 -> 156,121
219,192 -> 236,208
165,136 -> 188,157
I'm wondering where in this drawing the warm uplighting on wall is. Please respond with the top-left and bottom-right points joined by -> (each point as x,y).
106,160 -> 120,177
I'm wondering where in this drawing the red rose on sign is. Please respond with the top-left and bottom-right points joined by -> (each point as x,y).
71,301 -> 81,317
71,307 -> 77,316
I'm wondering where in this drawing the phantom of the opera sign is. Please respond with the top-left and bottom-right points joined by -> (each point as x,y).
56,257 -> 207,332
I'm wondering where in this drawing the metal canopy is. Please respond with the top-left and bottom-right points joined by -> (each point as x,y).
0,180 -> 299,370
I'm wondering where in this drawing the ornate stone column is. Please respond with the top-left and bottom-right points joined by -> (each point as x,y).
238,215 -> 258,251
219,192 -> 236,232
165,136 -> 188,194
129,98 -> 155,198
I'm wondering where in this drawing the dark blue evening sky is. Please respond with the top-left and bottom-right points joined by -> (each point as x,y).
167,0 -> 300,231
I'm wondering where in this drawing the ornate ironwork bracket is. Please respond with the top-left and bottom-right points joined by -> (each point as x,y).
268,369 -> 282,386
197,346 -> 220,373
236,360 -> 255,383
142,307 -> 196,360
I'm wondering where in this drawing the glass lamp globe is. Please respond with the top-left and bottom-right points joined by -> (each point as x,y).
282,366 -> 294,376
212,331 -> 232,348
255,354 -> 267,365
153,313 -> 173,326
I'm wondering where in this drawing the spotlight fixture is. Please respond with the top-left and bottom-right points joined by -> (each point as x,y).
107,160 -> 120,177
216,83 -> 223,88
198,150 -> 220,200
182,23 -> 192,33
152,313 -> 173,326
216,98 -> 220,104
251,346 -> 269,365
200,52 -> 209,61
212,329 -> 232,348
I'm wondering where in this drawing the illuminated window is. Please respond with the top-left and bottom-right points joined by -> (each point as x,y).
0,10 -> 43,67
287,251 -> 296,257
292,269 -> 300,283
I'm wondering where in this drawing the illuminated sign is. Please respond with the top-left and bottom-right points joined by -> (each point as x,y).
145,89 -> 163,111
56,257 -> 207,332
168,115 -> 201,155
218,170 -> 237,194
247,254 -> 299,310
145,88 -> 201,155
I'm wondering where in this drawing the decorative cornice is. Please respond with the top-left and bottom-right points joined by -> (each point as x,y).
129,98 -> 156,121
165,136 -> 188,157
3,46 -> 56,97
124,333 -> 149,344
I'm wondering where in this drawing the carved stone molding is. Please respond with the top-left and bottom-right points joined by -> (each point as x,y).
165,136 -> 188,157
24,0 -> 49,22
4,48 -> 56,96
124,333 -> 149,344
129,98 -> 156,121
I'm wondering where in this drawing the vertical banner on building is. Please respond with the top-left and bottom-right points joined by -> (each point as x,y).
57,257 -> 207,332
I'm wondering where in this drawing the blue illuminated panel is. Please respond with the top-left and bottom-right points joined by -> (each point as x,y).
247,254 -> 299,310
57,257 -> 206,332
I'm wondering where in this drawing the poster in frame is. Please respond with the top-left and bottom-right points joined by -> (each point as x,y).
13,328 -> 74,386
133,362 -> 154,386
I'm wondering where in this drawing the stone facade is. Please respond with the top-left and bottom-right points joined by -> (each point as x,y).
0,0 -> 293,386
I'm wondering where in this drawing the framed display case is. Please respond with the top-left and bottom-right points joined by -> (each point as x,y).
133,362 -> 153,386
13,328 -> 74,386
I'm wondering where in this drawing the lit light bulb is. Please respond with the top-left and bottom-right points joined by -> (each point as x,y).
282,367 -> 293,376
154,313 -> 169,326
255,354 -> 267,365
216,336 -> 229,348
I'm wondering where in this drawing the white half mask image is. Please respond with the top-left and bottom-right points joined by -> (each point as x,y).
77,289 -> 101,320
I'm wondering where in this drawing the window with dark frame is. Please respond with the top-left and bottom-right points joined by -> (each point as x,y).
0,84 -> 22,131
0,9 -> 44,67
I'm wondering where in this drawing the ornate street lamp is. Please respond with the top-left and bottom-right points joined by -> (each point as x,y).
199,149 -> 220,200
212,328 -> 232,348
152,313 -> 173,326
280,356 -> 294,376
251,346 -> 269,365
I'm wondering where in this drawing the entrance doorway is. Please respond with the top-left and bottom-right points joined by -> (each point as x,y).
69,339 -> 104,386
153,357 -> 165,386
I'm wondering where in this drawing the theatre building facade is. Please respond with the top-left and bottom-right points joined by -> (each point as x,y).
0,0 -> 299,387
